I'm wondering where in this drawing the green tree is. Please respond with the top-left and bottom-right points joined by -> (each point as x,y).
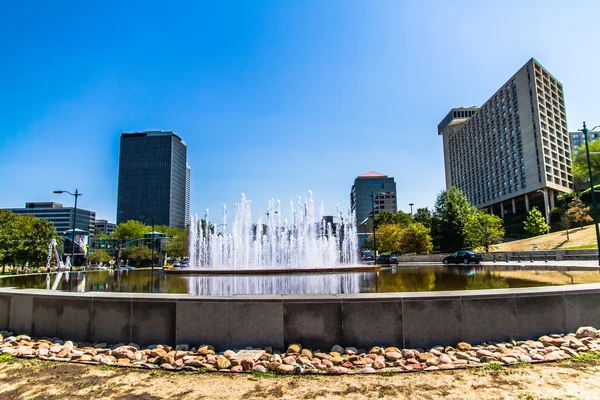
566,195 -> 592,228
431,187 -> 476,252
88,250 -> 113,264
0,211 -> 18,272
465,211 -> 505,252
7,214 -> 58,268
166,230 -> 189,259
523,208 -> 551,236
124,246 -> 152,267
112,220 -> 150,240
573,140 -> 600,186
376,224 -> 403,254
413,207 -> 432,229
400,222 -> 433,254
374,211 -> 412,229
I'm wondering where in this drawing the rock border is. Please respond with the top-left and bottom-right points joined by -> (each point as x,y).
1,326 -> 599,375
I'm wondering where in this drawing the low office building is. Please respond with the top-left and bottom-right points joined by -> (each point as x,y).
569,130 -> 600,155
94,219 -> 116,236
3,202 -> 96,235
438,58 -> 572,222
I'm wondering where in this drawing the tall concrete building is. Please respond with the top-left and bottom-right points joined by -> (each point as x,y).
3,202 -> 96,235
350,171 -> 397,226
117,131 -> 189,229
438,58 -> 572,222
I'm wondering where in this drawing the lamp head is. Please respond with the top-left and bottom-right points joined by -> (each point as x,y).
53,190 -> 64,194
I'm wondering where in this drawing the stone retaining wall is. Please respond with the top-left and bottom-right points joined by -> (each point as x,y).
397,249 -> 599,263
2,283 -> 600,351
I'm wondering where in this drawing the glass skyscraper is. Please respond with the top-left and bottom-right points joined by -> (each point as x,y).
117,131 -> 189,229
350,171 -> 398,225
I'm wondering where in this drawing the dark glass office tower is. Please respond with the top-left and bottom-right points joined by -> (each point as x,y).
117,131 -> 189,229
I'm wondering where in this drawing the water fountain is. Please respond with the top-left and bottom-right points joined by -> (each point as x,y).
188,191 -> 359,270
179,191 -> 370,295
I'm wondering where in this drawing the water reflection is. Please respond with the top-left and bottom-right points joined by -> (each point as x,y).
0,265 -> 599,296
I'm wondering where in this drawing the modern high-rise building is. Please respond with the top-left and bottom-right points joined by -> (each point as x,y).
117,131 -> 189,229
3,202 -> 96,235
350,171 -> 397,226
438,58 -> 572,222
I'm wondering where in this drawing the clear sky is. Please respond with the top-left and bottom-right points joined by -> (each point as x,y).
1,0 -> 599,222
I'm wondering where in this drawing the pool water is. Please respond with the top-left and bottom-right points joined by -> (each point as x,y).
1,265 -> 599,296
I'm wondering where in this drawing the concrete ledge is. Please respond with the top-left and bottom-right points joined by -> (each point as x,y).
2,283 -> 600,349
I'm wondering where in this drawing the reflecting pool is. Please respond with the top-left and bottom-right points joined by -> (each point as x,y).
1,265 -> 599,296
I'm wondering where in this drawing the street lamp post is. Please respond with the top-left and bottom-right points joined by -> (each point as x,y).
581,122 -> 600,266
409,203 -> 414,215
54,189 -> 82,272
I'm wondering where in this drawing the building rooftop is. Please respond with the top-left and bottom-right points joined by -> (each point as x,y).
358,171 -> 388,178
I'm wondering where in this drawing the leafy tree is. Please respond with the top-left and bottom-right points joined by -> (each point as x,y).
88,250 -> 113,264
400,222 -> 433,254
0,213 -> 58,269
166,230 -> 189,259
0,211 -> 18,272
112,220 -> 150,240
549,207 -> 564,228
413,207 -> 432,229
573,140 -> 600,186
374,211 -> 411,229
124,246 -> 152,267
523,208 -> 550,236
566,195 -> 593,229
465,211 -> 505,252
376,224 -> 403,254
431,187 -> 476,252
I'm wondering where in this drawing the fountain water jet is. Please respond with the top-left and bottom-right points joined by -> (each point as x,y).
188,192 -> 358,269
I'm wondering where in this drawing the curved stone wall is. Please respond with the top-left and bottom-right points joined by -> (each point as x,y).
1,283 -> 600,350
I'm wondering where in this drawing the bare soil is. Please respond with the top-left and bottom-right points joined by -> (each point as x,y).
492,225 -> 597,252
2,357 -> 600,400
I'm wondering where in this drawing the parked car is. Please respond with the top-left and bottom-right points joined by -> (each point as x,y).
361,251 -> 375,262
118,265 -> 136,270
375,254 -> 399,265
442,250 -> 483,265
180,261 -> 190,268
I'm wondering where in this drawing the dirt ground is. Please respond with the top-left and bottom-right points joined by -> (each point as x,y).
1,357 -> 600,400
491,225 -> 596,252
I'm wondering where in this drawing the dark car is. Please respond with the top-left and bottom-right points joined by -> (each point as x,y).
118,265 -> 136,270
361,251 -> 375,262
376,254 -> 399,265
442,250 -> 483,265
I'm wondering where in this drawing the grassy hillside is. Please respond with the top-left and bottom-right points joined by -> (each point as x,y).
489,224 -> 598,252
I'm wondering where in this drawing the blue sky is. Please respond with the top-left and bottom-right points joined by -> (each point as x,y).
1,0 -> 599,222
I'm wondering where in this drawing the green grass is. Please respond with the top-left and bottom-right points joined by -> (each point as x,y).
479,362 -> 502,371
562,244 -> 598,250
570,351 -> 600,362
0,354 -> 12,363
375,370 -> 399,377
251,371 -> 276,378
